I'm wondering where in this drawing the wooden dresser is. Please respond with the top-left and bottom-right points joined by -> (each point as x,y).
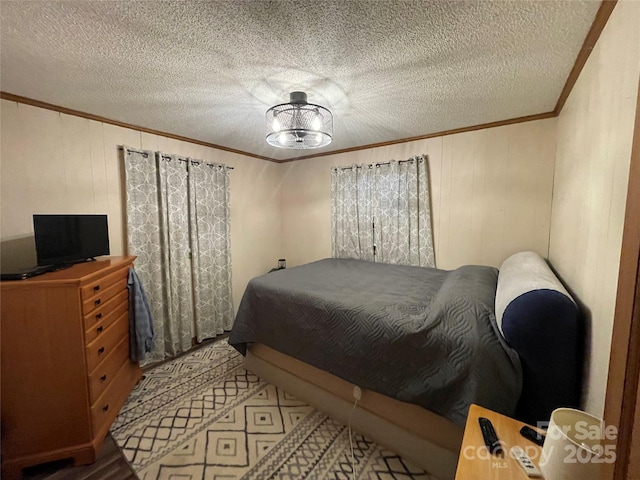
0,256 -> 142,479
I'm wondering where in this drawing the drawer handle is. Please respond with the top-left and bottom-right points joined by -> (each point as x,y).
94,299 -> 101,306
97,326 -> 104,334
100,374 -> 107,382
102,404 -> 109,412
98,347 -> 105,355
94,285 -> 101,292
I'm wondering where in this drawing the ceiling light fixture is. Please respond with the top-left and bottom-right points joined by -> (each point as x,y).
266,91 -> 333,149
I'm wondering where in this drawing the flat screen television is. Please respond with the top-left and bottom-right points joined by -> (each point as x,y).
33,214 -> 110,267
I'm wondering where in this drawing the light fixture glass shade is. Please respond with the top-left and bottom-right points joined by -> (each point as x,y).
266,91 -> 333,149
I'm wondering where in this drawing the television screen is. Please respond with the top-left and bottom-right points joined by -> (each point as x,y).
33,214 -> 110,266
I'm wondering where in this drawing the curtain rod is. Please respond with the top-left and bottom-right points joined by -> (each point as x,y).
333,157 -> 423,171
119,146 -> 234,169
159,154 -> 234,170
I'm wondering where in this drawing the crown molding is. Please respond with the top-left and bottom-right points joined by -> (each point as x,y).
0,92 -> 280,163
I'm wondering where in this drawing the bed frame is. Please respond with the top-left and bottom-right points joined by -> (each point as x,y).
246,343 -> 463,480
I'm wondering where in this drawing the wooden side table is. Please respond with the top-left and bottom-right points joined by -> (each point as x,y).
455,404 -> 545,479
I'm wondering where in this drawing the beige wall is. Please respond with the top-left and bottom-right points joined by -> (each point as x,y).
0,100 -> 283,311
279,119 -> 557,270
0,99 -> 558,311
548,0 -> 640,417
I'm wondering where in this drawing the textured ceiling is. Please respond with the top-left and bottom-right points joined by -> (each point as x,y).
0,1 -> 601,161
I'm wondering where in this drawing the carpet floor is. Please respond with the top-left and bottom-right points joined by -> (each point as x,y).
111,339 -> 433,479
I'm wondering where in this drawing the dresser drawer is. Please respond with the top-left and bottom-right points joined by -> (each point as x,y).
85,312 -> 129,373
81,266 -> 129,302
84,292 -> 128,344
91,359 -> 140,438
87,335 -> 130,404
82,277 -> 127,315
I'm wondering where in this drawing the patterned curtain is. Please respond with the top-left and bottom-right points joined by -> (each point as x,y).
331,165 -> 375,261
188,160 -> 234,342
374,157 -> 435,266
124,147 -> 233,364
124,148 -> 165,365
157,155 -> 193,357
331,155 -> 435,267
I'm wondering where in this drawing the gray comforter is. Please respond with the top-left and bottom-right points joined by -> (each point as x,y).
229,258 -> 522,426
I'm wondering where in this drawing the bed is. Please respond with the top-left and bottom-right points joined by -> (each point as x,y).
228,251 -> 581,479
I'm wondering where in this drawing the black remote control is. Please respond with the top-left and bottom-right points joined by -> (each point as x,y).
520,425 -> 546,447
479,417 -> 503,455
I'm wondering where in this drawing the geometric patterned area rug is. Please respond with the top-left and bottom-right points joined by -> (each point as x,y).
111,339 -> 434,479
